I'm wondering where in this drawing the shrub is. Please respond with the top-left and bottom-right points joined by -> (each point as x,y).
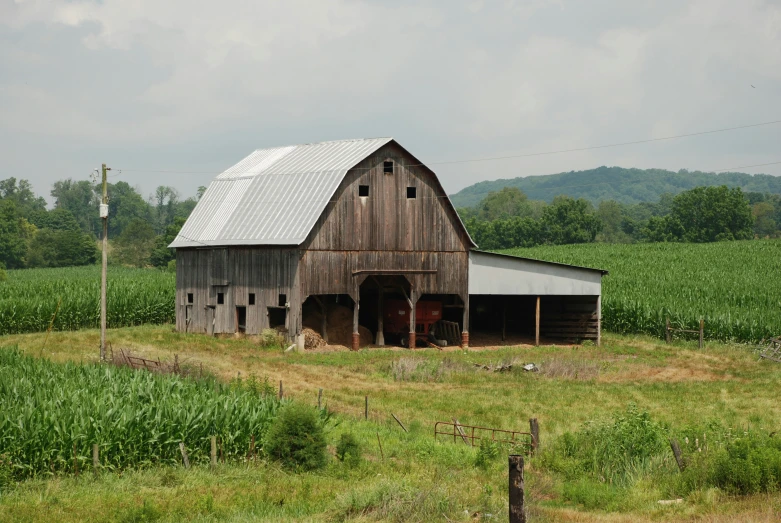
0,267 -> 6,283
259,328 -> 286,349
264,402 -> 327,471
336,433 -> 362,466
474,438 -> 500,469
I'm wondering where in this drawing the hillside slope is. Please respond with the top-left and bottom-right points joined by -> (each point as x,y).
450,166 -> 781,207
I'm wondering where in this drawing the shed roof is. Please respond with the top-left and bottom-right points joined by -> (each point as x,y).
170,138 -> 395,247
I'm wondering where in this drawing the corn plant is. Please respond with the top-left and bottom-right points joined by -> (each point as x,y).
0,347 -> 281,479
0,266 -> 175,335
502,239 -> 781,343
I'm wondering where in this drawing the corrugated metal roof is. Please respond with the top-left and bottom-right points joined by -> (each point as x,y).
170,138 -> 393,248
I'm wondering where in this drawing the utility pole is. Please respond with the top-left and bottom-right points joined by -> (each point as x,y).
100,164 -> 110,361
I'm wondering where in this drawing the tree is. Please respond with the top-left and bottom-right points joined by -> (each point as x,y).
0,178 -> 47,218
114,219 -> 156,267
27,228 -> 98,268
150,217 -> 185,268
596,200 -> 632,243
151,186 -> 180,234
0,200 -> 27,269
752,201 -> 778,238
670,186 -> 754,242
51,179 -> 100,235
541,196 -> 602,244
107,181 -> 152,238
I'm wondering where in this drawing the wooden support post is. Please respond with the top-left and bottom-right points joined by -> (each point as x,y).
249,434 -> 256,461
365,395 -> 368,420
391,413 -> 408,433
699,319 -> 704,349
92,444 -> 99,475
509,455 -> 526,523
665,317 -> 671,344
318,388 -> 323,410
278,380 -> 283,399
529,418 -> 540,454
210,436 -> 217,469
535,296 -> 541,347
352,297 -> 360,351
179,442 -> 190,469
502,298 -> 507,342
670,439 -> 685,471
462,294 -> 469,349
596,295 -> 602,347
377,284 -> 385,346
409,289 -> 416,349
376,432 -> 384,461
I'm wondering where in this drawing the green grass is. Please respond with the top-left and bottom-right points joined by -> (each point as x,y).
4,326 -> 781,521
0,266 -> 174,335
501,240 -> 781,343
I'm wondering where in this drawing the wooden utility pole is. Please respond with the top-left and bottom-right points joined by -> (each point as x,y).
100,163 -> 110,361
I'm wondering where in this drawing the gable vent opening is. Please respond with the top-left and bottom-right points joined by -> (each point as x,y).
383,161 -> 393,174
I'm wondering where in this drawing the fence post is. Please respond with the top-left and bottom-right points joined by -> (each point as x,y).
509,455 -> 526,523
92,444 -> 99,475
665,318 -> 671,344
670,439 -> 685,471
210,436 -> 217,469
529,418 -> 540,454
699,319 -> 704,349
73,443 -> 79,476
278,380 -> 283,400
318,388 -> 323,410
179,442 -> 190,469
365,396 -> 368,420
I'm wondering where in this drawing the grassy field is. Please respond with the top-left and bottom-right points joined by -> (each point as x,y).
0,266 -> 174,335
2,326 -> 781,522
501,239 -> 781,343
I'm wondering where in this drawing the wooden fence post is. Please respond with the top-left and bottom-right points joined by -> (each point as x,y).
92,444 -> 99,475
670,439 -> 685,471
699,319 -> 704,349
529,418 -> 540,454
365,396 -> 368,420
249,434 -> 256,461
179,442 -> 190,469
509,455 -> 526,523
376,432 -> 384,461
665,318 -> 671,344
73,442 -> 79,476
210,436 -> 217,469
278,380 -> 283,400
318,388 -> 323,410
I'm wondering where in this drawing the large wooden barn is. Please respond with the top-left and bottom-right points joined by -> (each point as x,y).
170,138 -> 606,349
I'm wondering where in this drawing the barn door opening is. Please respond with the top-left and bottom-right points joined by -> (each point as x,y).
268,307 -> 286,329
236,306 -> 247,334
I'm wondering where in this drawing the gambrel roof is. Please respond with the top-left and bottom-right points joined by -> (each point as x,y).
170,138 -> 473,248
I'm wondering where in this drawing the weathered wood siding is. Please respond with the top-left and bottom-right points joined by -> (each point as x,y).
303,142 -> 472,253
175,247 -> 300,336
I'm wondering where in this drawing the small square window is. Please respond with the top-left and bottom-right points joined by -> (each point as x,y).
358,185 -> 369,197
249,293 -> 255,305
278,294 -> 287,307
187,293 -> 193,304
383,161 -> 393,174
407,186 -> 417,199
217,292 -> 224,305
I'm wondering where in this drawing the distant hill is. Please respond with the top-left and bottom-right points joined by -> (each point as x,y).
449,167 -> 781,208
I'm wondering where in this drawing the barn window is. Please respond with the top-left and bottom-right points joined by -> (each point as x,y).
383,161 -> 393,174
217,292 -> 224,305
187,293 -> 193,304
278,294 -> 287,307
249,293 -> 255,305
407,186 -> 417,199
358,185 -> 369,197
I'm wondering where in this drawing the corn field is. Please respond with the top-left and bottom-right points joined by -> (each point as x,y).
502,239 -> 781,343
0,266 -> 175,335
0,347 -> 281,479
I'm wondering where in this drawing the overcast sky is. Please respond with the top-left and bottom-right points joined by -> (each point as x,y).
1,0 -> 780,204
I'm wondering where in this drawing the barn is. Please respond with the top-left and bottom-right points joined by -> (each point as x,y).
170,138 -> 606,349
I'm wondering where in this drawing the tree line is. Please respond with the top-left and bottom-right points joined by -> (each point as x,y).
0,177 -> 202,271
459,185 -> 779,250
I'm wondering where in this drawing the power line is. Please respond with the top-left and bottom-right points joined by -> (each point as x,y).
112,118 -> 781,176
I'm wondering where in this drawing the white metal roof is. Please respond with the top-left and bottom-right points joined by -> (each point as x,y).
170,138 -> 393,248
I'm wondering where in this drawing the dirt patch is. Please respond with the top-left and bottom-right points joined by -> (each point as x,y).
601,364 -> 725,383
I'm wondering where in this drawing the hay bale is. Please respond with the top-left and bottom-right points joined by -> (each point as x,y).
301,304 -> 374,348
302,327 -> 326,350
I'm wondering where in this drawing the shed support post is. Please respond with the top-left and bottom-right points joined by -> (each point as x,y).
462,294 -> 470,349
597,295 -> 602,347
352,297 -> 360,351
535,296 -> 540,346
377,283 -> 385,346
408,289 -> 417,349
502,297 -> 507,341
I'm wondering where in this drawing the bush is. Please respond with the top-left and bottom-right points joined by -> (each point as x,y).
264,402 -> 327,471
259,328 -> 286,349
0,267 -> 6,283
474,438 -> 500,469
336,433 -> 362,466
